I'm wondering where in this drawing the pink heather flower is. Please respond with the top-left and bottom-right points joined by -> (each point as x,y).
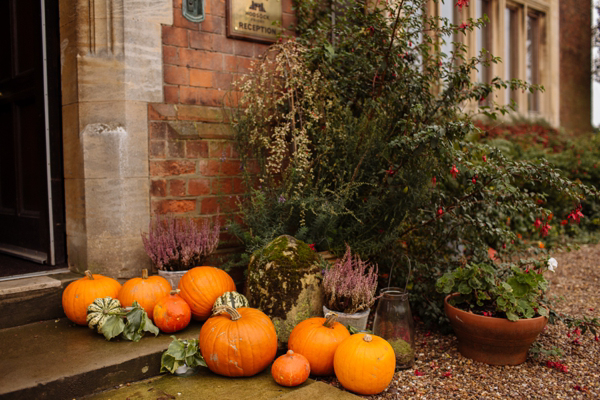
322,244 -> 378,314
141,214 -> 220,271
450,165 -> 459,179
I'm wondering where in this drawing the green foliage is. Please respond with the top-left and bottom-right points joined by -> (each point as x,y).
90,300 -> 159,342
160,336 -> 207,374
474,119 -> 600,247
436,260 -> 551,321
230,0 -> 599,327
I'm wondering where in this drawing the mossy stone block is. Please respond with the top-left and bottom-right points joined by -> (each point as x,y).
245,235 -> 323,344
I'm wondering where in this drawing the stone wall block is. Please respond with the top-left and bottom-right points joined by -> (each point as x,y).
84,177 -> 150,238
85,235 -> 151,278
62,103 -> 84,179
59,21 -> 78,106
63,178 -> 87,238
77,56 -> 125,102
124,19 -> 165,102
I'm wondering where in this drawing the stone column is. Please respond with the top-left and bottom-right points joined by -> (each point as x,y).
60,0 -> 173,278
559,0 -> 592,132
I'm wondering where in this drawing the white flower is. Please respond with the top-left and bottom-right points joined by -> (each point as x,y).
547,257 -> 558,272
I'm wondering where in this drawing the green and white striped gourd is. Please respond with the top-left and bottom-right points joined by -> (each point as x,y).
212,291 -> 249,311
86,297 -> 122,331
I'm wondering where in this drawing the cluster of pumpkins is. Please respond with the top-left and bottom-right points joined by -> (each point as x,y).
61,266 -> 396,395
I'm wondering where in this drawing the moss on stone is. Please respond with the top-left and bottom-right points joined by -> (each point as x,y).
245,235 -> 323,343
387,338 -> 414,366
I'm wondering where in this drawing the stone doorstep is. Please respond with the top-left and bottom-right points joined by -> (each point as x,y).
0,317 -> 203,400
0,271 -> 81,330
84,364 -> 361,400
0,318 -> 360,400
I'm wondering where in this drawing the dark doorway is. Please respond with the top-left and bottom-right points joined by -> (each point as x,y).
0,0 -> 65,277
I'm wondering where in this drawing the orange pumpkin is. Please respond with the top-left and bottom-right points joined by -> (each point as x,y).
62,270 -> 122,325
153,289 -> 192,333
287,313 -> 351,375
271,350 -> 311,387
333,333 -> 396,395
199,305 -> 277,377
118,269 -> 171,319
178,266 -> 236,320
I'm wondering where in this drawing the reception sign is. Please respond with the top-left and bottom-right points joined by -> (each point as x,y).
226,0 -> 282,43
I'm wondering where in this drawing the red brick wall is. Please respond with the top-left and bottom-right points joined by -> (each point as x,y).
559,0 -> 592,132
148,0 -> 296,235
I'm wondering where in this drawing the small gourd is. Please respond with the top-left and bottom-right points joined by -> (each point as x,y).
212,291 -> 249,311
86,297 -> 123,331
154,289 -> 192,333
271,350 -> 310,387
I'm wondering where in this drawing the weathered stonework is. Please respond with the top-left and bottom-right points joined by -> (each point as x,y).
60,0 -> 173,278
245,235 -> 323,344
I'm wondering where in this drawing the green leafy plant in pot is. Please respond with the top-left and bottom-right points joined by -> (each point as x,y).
435,257 -> 556,365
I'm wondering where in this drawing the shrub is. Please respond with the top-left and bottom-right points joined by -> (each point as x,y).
230,0 -> 599,327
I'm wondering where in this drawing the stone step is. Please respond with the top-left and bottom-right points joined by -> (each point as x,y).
0,271 -> 80,330
0,317 -> 202,400
0,318 -> 360,400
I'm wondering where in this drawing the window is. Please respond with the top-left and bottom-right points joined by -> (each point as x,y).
526,12 -> 541,112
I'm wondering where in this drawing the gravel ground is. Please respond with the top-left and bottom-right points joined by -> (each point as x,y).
319,243 -> 600,399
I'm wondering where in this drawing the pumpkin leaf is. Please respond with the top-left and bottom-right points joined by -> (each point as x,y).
100,315 -> 126,340
121,302 -> 159,342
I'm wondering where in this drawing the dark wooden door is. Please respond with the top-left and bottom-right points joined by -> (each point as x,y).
0,0 -> 64,269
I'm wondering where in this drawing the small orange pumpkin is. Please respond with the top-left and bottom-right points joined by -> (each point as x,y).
178,266 -> 236,320
62,270 -> 122,325
153,289 -> 192,333
333,333 -> 396,395
271,350 -> 311,387
118,269 -> 171,319
287,313 -> 351,375
199,305 -> 277,377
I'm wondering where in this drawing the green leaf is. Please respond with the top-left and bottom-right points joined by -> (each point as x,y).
506,311 -> 519,322
100,315 -> 126,340
507,277 -> 529,298
537,307 -> 549,317
458,282 -> 472,295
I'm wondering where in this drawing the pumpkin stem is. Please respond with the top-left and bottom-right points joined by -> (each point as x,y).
85,270 -> 94,280
212,305 -> 242,321
323,312 -> 338,328
363,334 -> 373,343
142,269 -> 148,279
170,289 -> 180,296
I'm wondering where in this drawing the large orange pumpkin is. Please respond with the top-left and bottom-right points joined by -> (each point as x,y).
118,269 -> 171,319
62,270 -> 122,325
153,289 -> 191,333
287,313 -> 351,375
271,350 -> 311,387
178,266 -> 236,320
333,333 -> 396,395
199,305 -> 277,377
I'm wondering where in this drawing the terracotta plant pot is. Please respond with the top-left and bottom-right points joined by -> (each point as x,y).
444,294 -> 547,365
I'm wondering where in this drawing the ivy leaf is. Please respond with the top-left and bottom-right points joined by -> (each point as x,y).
100,315 -> 126,340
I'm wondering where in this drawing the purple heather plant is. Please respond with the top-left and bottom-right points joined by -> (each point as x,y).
141,214 -> 220,271
322,244 -> 378,314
